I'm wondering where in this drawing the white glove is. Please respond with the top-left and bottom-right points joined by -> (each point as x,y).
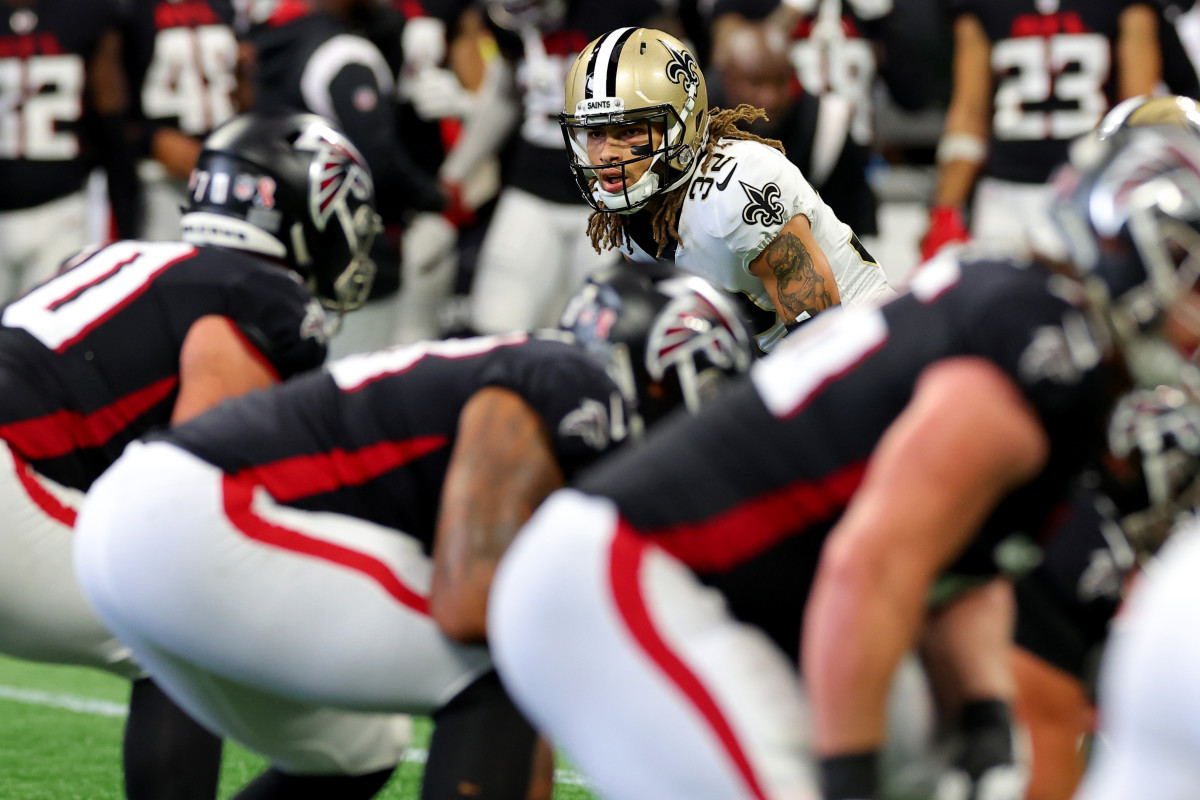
407,67 -> 474,121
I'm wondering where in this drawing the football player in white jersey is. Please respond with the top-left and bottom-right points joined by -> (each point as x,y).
560,27 -> 895,353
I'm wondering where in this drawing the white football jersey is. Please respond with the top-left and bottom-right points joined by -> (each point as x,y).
621,138 -> 894,351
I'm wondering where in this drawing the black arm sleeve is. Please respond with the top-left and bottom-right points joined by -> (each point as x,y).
327,63 -> 447,220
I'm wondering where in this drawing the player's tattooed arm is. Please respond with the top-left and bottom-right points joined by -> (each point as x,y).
766,232 -> 833,320
430,387 -> 565,643
750,214 -> 842,324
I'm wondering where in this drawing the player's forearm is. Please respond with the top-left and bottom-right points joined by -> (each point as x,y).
803,541 -> 929,755
932,109 -> 988,208
1117,4 -> 1161,99
932,157 -> 983,210
430,388 -> 564,642
152,128 -> 203,182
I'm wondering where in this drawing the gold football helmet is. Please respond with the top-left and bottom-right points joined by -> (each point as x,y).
1096,95 -> 1200,142
560,28 -> 709,213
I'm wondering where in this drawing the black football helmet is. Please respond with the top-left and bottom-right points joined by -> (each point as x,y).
560,263 -> 754,438
1046,125 -> 1200,390
180,112 -> 383,315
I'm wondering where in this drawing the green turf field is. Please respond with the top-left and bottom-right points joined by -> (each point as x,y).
0,654 -> 595,799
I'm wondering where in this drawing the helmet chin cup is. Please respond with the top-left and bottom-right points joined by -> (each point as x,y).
592,163 -> 662,213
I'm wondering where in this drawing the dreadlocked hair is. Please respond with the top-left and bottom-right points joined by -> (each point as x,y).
587,105 -> 786,257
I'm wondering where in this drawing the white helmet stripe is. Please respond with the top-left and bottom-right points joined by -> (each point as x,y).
587,26 -> 635,100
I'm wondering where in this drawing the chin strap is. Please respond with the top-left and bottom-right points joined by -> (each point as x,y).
592,164 -> 662,213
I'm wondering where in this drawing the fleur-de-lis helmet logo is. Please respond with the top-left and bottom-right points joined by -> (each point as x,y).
661,38 -> 700,118
740,181 -> 787,226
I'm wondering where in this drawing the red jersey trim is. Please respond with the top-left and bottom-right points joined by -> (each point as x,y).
0,376 -> 179,460
9,450 -> 76,527
644,461 -> 867,572
608,525 -> 769,800
222,473 -> 430,615
231,435 -> 448,502
268,0 -> 312,26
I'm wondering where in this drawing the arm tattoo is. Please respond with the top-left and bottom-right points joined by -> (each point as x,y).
764,231 -> 833,320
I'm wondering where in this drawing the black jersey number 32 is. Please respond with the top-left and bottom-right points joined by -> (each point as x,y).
992,32 -> 1110,141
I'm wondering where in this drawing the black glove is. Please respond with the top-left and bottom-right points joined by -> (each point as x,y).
934,700 -> 1029,800
820,750 -> 878,800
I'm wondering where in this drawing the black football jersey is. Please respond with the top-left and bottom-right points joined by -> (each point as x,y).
122,0 -> 238,149
0,0 -> 123,209
0,240 -> 327,491
1014,488 -> 1132,680
249,9 -> 444,218
575,256 -> 1114,659
161,334 -> 622,552
485,0 -> 662,204
950,0 -> 1141,183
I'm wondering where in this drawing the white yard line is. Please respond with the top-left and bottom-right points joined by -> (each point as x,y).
0,684 -> 592,787
0,685 -> 127,717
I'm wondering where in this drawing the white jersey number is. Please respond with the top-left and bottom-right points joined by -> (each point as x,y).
141,25 -> 237,135
752,306 -> 889,418
789,36 -> 876,145
0,54 -> 85,159
3,241 -> 194,351
330,332 -> 530,391
992,33 -> 1110,141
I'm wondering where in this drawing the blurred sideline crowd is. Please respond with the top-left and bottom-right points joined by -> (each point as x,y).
14,0 -> 1200,357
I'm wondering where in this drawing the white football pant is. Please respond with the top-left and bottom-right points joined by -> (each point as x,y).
75,440 -> 493,774
969,178 -> 1053,258
0,439 -> 139,677
490,488 -> 822,800
137,160 -> 188,242
1073,522 -> 1200,800
470,188 -> 617,333
490,489 -> 940,800
0,190 -> 92,302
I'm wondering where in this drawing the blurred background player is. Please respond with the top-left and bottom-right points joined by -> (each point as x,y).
706,0 -> 942,259
238,0 -> 461,356
562,27 -> 893,353
121,0 -> 239,241
71,265 -> 753,800
708,17 -> 878,240
0,110 -> 379,800
0,0 -> 141,302
461,0 -> 673,335
919,0 -> 1161,261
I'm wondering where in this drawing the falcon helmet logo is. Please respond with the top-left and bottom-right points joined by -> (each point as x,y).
295,123 -> 374,234
740,181 -> 787,227
645,276 -> 751,384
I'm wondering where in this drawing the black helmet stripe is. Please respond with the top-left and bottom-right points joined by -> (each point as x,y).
586,26 -> 635,99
